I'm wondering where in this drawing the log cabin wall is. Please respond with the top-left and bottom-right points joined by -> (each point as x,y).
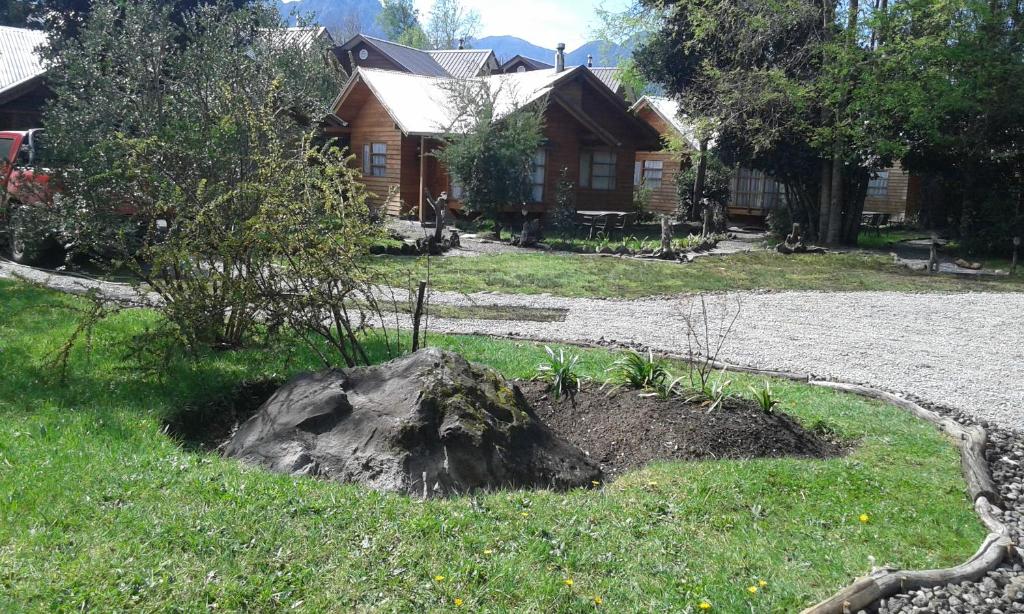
0,82 -> 49,130
344,86 -> 404,215
635,151 -> 683,215
863,164 -> 911,218
336,41 -> 405,74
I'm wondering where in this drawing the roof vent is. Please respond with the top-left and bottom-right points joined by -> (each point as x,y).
587,54 -> 593,68
555,43 -> 565,73
458,37 -> 465,50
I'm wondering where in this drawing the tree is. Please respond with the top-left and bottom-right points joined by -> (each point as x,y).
426,0 -> 481,49
41,0 -> 382,355
377,0 -> 429,48
636,0 -> 891,245
435,80 -> 545,237
591,2 -> 660,102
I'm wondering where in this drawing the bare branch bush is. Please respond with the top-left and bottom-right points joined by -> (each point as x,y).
682,294 -> 741,394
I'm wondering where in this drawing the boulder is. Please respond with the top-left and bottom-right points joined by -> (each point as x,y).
224,349 -> 601,497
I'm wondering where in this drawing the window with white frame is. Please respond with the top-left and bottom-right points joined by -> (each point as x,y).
580,149 -> 617,190
867,170 -> 889,198
362,143 -> 387,177
530,149 -> 546,202
640,159 -> 663,190
732,167 -> 764,209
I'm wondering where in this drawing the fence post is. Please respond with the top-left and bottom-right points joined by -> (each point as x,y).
411,280 -> 428,352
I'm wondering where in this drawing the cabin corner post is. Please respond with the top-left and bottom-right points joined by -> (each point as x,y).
418,135 -> 426,223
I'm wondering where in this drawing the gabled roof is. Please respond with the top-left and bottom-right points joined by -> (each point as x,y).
499,55 -> 553,72
587,67 -> 622,95
338,34 -> 449,77
334,66 -> 606,137
269,26 -> 334,49
0,26 -> 47,97
630,95 -> 702,150
427,49 -> 497,78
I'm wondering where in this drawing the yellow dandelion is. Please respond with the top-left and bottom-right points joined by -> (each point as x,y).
454,598 -> 464,607
564,578 -> 574,587
647,481 -> 658,487
593,596 -> 603,605
434,575 -> 445,582
698,602 -> 712,610
859,513 -> 870,524
591,480 -> 601,486
747,586 -> 758,594
483,549 -> 494,555
758,579 -> 768,588
520,511 -> 529,517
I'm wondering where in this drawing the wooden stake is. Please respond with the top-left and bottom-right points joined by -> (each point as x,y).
411,280 -> 427,352
1012,236 -> 1019,275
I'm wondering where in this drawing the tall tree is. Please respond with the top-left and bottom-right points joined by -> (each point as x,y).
426,0 -> 481,49
636,0 -> 893,245
377,0 -> 428,48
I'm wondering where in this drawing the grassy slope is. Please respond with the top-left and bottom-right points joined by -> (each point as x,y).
378,250 -> 1024,299
0,280 -> 983,612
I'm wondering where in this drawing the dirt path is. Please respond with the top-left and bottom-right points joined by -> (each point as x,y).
4,258 -> 1021,430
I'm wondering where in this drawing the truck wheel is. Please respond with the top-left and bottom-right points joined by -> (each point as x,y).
8,206 -> 58,266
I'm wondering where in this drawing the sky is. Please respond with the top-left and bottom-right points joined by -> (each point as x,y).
412,0 -> 633,50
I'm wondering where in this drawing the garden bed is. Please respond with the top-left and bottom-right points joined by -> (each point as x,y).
522,381 -> 845,476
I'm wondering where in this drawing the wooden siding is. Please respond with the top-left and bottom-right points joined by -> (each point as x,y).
863,164 -> 911,217
337,41 -> 404,74
636,151 -> 683,215
339,84 -> 404,215
0,82 -> 49,131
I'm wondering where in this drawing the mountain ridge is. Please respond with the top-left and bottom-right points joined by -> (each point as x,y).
276,1 -> 629,67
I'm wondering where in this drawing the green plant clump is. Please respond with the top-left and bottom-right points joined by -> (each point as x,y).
534,345 -> 582,400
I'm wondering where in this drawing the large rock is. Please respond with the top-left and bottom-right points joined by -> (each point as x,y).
224,349 -> 601,497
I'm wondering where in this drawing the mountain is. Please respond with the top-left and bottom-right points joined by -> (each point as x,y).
276,0 -> 385,39
274,3 -> 632,67
474,35 -> 630,67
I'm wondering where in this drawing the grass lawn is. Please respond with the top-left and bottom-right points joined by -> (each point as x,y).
0,280 -> 984,612
378,250 -> 1024,299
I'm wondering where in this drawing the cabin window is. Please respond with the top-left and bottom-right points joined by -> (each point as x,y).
580,149 -> 616,190
733,167 -> 784,210
530,149 -> 546,202
363,143 -> 387,177
867,170 -> 889,198
635,159 -> 663,190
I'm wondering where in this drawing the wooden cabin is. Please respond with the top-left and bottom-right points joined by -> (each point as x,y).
628,96 -> 692,215
335,34 -> 499,78
329,64 -> 661,221
499,55 -> 553,74
0,26 -> 49,131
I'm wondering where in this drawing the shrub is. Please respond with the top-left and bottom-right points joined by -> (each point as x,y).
607,349 -> 672,392
545,167 -> 577,235
534,346 -> 582,400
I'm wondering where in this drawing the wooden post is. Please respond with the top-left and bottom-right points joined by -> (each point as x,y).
929,233 -> 940,273
418,136 -> 426,223
411,280 -> 427,352
1012,236 -> 1020,275
433,193 -> 447,244
660,215 -> 673,253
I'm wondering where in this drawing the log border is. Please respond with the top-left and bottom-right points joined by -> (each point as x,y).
475,333 -> 1016,614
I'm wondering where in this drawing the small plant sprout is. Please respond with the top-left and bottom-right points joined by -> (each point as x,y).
707,374 -> 732,411
534,346 -> 582,400
749,380 -> 780,414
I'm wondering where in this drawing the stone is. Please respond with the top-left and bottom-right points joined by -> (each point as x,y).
1005,576 -> 1024,602
224,349 -> 602,497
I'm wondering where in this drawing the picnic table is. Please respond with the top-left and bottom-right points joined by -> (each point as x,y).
576,210 -> 637,240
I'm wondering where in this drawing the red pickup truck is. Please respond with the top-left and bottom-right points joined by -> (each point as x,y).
0,129 -> 61,264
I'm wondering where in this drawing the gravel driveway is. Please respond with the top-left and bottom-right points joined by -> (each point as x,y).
423,288 -> 1024,431
4,259 -> 1021,430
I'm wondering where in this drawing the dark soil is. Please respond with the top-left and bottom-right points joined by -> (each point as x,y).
520,381 -> 845,477
167,377 -> 845,481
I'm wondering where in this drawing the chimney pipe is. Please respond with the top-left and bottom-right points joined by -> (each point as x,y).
555,43 -> 565,73
587,54 -> 593,68
458,37 -> 464,50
